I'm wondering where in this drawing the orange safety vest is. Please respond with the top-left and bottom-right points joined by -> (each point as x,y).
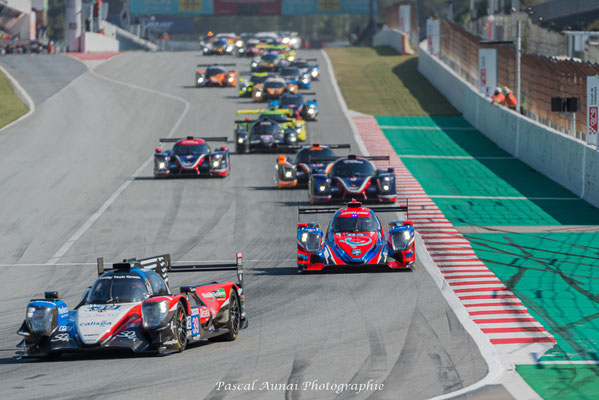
505,92 -> 517,107
492,92 -> 505,104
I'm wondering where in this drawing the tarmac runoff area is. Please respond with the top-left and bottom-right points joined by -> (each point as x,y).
374,114 -> 599,399
0,52 -> 490,400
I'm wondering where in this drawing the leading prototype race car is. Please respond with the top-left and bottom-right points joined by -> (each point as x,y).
269,92 -> 318,121
154,136 -> 230,178
275,143 -> 350,188
203,38 -> 234,55
308,155 -> 396,204
17,253 -> 247,358
195,64 -> 237,87
297,200 -> 415,272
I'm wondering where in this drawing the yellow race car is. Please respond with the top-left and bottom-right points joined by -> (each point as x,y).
236,108 -> 307,142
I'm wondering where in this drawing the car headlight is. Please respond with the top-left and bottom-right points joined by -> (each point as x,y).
282,37 -> 290,44
383,185 -> 390,191
307,108 -> 315,115
255,90 -> 262,96
26,306 -> 53,334
311,69 -> 318,77
251,62 -> 258,68
197,76 -> 204,83
237,137 -> 245,143
285,170 -> 293,178
302,78 -> 309,84
290,38 -> 298,44
236,40 -> 243,47
158,162 -> 166,169
228,76 -> 234,82
296,127 -> 302,134
212,155 -> 222,168
142,301 -> 169,329
288,56 -> 295,61
383,176 -> 390,182
319,185 -> 326,191
391,230 -> 414,251
226,45 -> 233,52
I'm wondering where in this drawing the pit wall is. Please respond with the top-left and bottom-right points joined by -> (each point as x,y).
418,41 -> 599,208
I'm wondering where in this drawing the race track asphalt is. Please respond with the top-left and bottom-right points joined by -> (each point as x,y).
0,51 -> 488,400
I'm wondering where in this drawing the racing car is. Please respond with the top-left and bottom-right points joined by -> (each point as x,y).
253,76 -> 296,102
17,253 -> 247,358
269,92 -> 318,121
234,117 -> 299,153
203,37 -> 234,55
279,66 -> 311,89
238,72 -> 271,98
195,64 -> 237,87
297,200 -> 414,272
251,52 -> 283,72
275,143 -> 350,188
154,136 -> 230,178
308,155 -> 396,204
237,108 -> 306,141
289,59 -> 320,81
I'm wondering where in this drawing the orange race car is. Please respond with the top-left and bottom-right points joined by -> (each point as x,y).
253,76 -> 297,102
195,64 -> 238,87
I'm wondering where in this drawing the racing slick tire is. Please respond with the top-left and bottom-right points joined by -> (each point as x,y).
212,289 -> 241,342
173,303 -> 188,352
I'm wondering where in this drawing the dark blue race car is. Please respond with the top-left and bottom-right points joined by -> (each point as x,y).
275,143 -> 350,188
308,155 -> 396,204
269,92 -> 318,121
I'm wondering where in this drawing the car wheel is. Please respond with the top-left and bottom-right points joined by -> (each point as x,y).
174,303 -> 188,352
221,289 -> 241,341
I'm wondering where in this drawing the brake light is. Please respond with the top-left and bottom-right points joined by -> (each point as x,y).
155,148 -> 162,153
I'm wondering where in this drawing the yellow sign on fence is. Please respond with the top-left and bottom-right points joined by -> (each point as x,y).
318,0 -> 339,11
179,0 -> 202,12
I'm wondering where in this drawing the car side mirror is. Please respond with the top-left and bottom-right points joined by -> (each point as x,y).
388,167 -> 394,173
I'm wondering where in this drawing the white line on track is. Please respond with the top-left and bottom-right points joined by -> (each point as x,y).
46,57 -> 190,265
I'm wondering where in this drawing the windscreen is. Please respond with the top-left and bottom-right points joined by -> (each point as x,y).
172,144 -> 210,156
206,67 -> 226,77
296,147 -> 335,164
280,67 -> 300,78
291,61 -> 309,69
330,159 -> 375,178
281,93 -> 304,107
250,74 -> 269,84
265,80 -> 285,89
331,215 -> 380,233
262,54 -> 277,63
213,39 -> 228,47
87,274 -> 149,304
261,113 -> 287,123
251,122 -> 279,136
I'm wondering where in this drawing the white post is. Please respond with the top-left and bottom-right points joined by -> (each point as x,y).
571,112 -> 576,137
516,20 -> 521,112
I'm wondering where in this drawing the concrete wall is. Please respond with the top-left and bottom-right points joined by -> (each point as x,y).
418,41 -> 599,207
83,32 -> 119,52
373,29 -> 404,54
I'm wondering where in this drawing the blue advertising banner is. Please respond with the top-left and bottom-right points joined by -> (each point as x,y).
130,0 -> 372,15
130,0 -> 214,15
282,0 -> 372,15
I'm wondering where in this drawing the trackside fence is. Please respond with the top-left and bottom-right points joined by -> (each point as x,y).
440,20 -> 599,142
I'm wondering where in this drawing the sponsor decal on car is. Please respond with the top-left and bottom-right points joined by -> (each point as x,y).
201,292 -> 215,301
213,288 -> 226,299
51,333 -> 70,342
116,330 -> 137,340
90,305 -> 122,312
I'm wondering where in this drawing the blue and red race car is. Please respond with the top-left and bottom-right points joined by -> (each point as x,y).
18,253 -> 247,358
308,155 -> 396,204
154,137 -> 230,178
296,200 -> 415,272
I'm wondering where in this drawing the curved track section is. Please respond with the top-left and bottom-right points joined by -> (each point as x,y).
0,52 -> 486,400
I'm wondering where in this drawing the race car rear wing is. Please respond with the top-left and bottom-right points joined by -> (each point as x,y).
197,63 -> 237,67
159,136 -> 229,143
284,143 -> 350,151
169,252 -> 244,288
308,155 -> 390,163
298,201 -> 409,219
96,253 -> 244,288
